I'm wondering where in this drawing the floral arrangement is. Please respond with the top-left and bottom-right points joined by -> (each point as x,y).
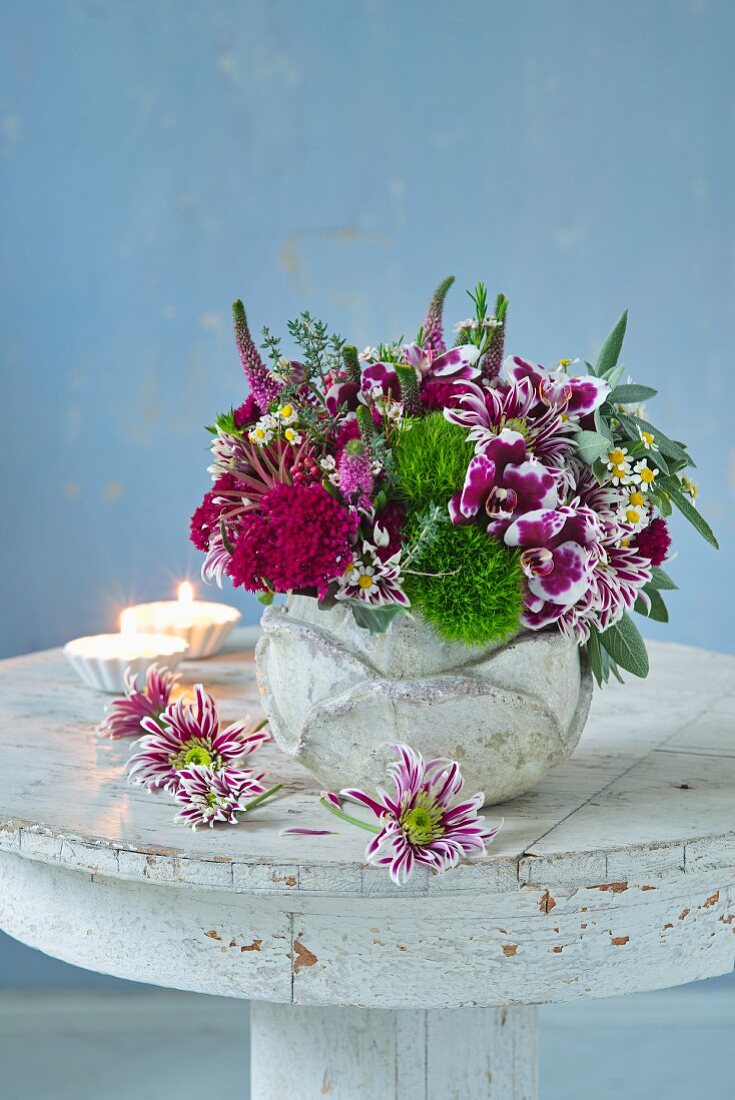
191,278 -> 717,683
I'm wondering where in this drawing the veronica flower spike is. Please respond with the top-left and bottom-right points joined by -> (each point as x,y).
99,664 -> 179,739
127,684 -> 270,793
320,745 -> 502,885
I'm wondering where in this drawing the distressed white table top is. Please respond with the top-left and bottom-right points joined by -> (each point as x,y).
1,633 -> 734,899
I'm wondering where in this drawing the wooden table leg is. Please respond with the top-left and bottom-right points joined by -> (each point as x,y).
250,1002 -> 538,1099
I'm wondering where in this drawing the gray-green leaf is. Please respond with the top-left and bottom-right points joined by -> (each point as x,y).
659,479 -> 719,550
635,587 -> 669,623
575,430 -> 612,465
608,383 -> 658,404
594,309 -> 628,377
599,612 -> 650,678
649,565 -> 678,590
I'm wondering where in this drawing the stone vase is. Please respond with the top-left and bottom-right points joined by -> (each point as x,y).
255,595 -> 593,806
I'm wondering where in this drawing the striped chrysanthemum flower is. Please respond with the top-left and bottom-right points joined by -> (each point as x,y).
127,684 -> 269,793
332,745 -> 501,885
173,764 -> 268,829
99,664 -> 179,740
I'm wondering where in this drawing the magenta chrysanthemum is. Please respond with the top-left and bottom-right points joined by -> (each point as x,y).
341,745 -> 501,885
227,482 -> 358,599
127,684 -> 269,793
99,664 -> 178,740
173,765 -> 266,829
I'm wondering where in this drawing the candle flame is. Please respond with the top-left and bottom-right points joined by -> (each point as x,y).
178,581 -> 195,604
119,608 -> 137,636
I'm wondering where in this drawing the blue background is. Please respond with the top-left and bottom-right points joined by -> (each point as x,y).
0,0 -> 733,987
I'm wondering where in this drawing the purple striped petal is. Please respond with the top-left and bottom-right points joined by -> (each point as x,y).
566,375 -> 610,416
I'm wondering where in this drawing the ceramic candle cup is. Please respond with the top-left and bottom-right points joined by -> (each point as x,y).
63,633 -> 189,693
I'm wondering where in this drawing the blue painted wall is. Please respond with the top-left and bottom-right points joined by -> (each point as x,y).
0,1 -> 733,986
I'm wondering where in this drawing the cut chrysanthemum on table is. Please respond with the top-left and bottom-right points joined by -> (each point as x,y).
127,683 -> 269,793
311,744 -> 502,886
98,664 -> 179,739
174,764 -> 282,830
189,278 -> 717,684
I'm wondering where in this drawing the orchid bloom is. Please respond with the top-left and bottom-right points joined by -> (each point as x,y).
402,341 -> 481,383
505,356 -> 610,418
448,428 -> 559,536
338,745 -> 501,885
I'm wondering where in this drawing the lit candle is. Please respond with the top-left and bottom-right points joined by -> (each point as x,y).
123,582 -> 241,659
64,610 -> 189,694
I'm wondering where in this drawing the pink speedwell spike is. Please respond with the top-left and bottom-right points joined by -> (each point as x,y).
232,299 -> 283,413
421,275 -> 455,355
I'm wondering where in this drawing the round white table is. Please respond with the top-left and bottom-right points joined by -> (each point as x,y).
0,633 -> 733,1099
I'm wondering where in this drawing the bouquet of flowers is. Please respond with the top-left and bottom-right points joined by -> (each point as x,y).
191,278 -> 717,685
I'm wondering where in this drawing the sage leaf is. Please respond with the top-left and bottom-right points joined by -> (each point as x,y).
659,479 -> 719,549
585,628 -> 605,686
575,430 -> 612,465
649,565 -> 678,591
595,309 -> 628,377
635,587 -> 669,623
608,383 -> 658,404
599,613 -> 650,678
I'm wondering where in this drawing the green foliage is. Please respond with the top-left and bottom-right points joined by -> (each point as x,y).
393,414 -> 475,512
285,312 -> 344,383
658,477 -> 719,549
392,412 -> 522,644
599,612 -> 649,679
649,565 -> 678,591
403,520 -> 523,646
593,309 -> 628,377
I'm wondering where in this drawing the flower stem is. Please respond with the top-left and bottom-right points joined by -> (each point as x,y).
319,797 -> 381,834
242,783 -> 283,813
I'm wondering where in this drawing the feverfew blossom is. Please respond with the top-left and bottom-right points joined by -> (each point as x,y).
336,544 -> 410,607
340,745 -> 501,885
99,664 -> 178,740
127,684 -> 269,793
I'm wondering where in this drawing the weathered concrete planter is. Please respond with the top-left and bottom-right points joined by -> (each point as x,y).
255,595 -> 593,805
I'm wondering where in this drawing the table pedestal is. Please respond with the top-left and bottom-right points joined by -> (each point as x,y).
250,1002 -> 538,1099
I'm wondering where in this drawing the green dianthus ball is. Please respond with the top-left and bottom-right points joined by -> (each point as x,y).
404,520 -> 523,646
393,412 -> 523,646
393,413 -> 475,512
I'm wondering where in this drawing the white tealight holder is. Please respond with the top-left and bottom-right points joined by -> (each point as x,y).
123,582 -> 241,660
63,632 -> 189,694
